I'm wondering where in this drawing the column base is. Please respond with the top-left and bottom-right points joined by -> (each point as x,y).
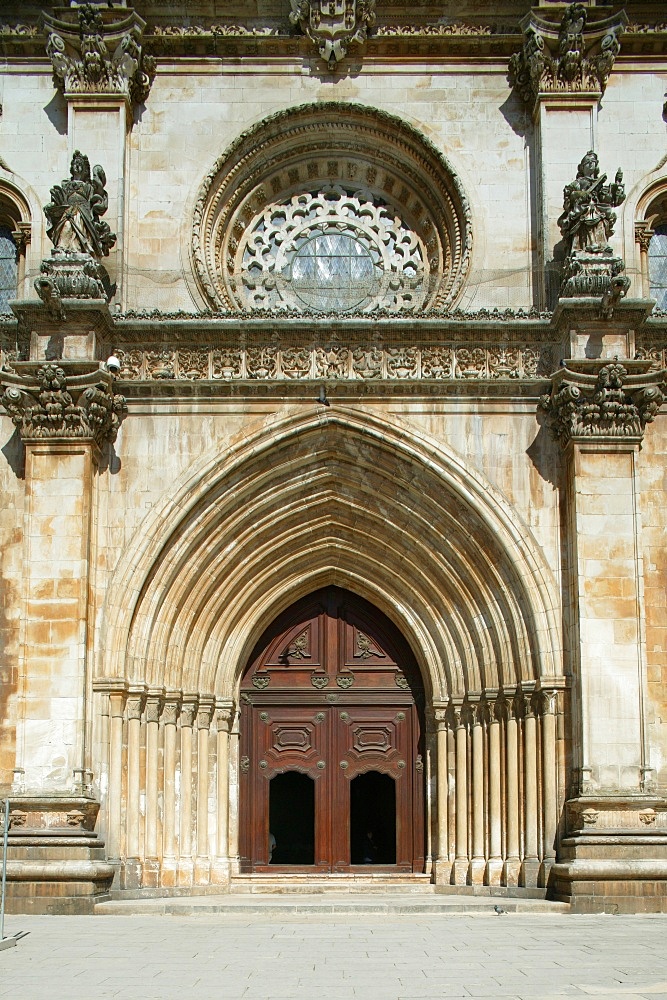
453,858 -> 469,886
194,857 -> 211,885
210,859 -> 232,887
503,858 -> 521,886
551,796 -> 667,913
469,857 -> 486,885
432,858 -> 452,885
485,858 -> 503,886
520,858 -> 540,887
160,858 -> 179,888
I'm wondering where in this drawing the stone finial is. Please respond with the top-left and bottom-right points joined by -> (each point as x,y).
0,364 -> 126,449
540,361 -> 667,446
289,0 -> 376,69
557,151 -> 628,298
43,4 -> 155,110
39,150 -> 116,304
508,3 -> 626,109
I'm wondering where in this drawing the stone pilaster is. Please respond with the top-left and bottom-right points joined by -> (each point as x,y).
542,357 -> 667,910
508,4 -> 626,307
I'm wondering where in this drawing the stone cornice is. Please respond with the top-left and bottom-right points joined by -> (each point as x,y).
540,359 -> 667,447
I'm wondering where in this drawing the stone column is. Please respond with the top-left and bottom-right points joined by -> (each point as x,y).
106,689 -> 126,861
212,702 -> 233,886
178,699 -> 197,886
160,696 -> 179,888
508,6 -> 626,307
540,689 -> 559,886
522,689 -> 540,888
504,690 -> 521,886
486,695 -> 503,886
453,703 -> 470,886
433,706 -> 450,885
124,690 -> 144,888
195,700 -> 214,884
469,700 -> 486,885
143,691 -> 162,887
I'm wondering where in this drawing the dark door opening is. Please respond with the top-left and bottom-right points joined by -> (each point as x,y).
350,771 -> 396,865
269,771 -> 315,865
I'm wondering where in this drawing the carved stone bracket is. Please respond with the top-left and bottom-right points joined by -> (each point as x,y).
43,5 -> 156,111
508,3 -> 627,110
289,0 -> 376,69
540,360 -> 667,446
0,363 -> 126,450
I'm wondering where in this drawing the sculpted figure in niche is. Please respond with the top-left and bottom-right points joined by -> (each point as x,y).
558,150 -> 625,255
44,150 -> 116,259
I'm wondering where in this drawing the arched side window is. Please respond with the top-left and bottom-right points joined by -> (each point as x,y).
0,226 -> 18,314
648,224 -> 667,310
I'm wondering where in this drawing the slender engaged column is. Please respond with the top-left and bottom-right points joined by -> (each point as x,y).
215,705 -> 233,861
522,691 -> 540,887
107,691 -> 125,860
124,692 -> 144,889
144,694 -> 161,863
161,698 -> 179,887
540,690 -> 558,884
504,693 -> 521,886
433,708 -> 449,884
453,704 -> 469,885
228,724 -> 241,868
178,699 -> 197,885
195,701 -> 213,884
470,701 -> 486,884
486,697 -> 503,885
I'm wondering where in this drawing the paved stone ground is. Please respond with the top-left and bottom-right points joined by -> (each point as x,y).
1,913 -> 667,1000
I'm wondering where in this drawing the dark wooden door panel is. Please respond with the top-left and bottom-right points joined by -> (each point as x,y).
239,587 -> 424,873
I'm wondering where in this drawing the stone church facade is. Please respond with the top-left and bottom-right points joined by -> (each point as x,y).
0,0 -> 666,913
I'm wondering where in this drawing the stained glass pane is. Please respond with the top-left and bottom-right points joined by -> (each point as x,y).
649,225 -> 667,310
291,233 -> 376,311
0,227 -> 17,314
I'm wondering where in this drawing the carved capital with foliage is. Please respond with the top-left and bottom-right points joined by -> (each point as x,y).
508,3 -> 627,109
43,5 -> 156,110
290,0 -> 376,69
540,360 -> 667,446
1,363 -> 126,450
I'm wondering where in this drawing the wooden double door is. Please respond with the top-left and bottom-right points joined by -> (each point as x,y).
239,587 -> 425,873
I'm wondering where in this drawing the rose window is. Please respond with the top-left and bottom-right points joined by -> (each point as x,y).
237,186 -> 427,313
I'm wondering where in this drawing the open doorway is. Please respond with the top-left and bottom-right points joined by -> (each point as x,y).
350,771 -> 396,865
268,771 -> 315,865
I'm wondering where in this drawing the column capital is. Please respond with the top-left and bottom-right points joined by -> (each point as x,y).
508,4 -> 626,113
126,693 -> 144,722
540,360 -> 667,448
635,221 -> 654,255
180,699 -> 198,729
43,5 -> 156,113
197,699 -> 215,730
1,363 -> 126,452
215,701 -> 234,733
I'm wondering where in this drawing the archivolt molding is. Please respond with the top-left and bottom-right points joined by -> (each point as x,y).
191,102 -> 472,315
98,407 -> 561,705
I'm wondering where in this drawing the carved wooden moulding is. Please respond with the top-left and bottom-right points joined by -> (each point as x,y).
192,103 -> 472,316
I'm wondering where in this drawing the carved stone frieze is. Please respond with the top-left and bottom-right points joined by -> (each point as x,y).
0,364 -> 126,449
509,3 -> 627,109
540,361 -> 667,446
289,0 -> 376,69
43,5 -> 156,110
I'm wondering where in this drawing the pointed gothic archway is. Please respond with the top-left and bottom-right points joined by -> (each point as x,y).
239,587 -> 425,873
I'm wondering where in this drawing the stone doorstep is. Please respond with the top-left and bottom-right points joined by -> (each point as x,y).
94,893 -> 571,916
230,873 -> 434,894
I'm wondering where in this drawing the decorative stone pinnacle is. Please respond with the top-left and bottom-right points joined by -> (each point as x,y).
540,361 -> 667,446
289,0 -> 376,69
508,3 -> 627,109
43,4 -> 156,111
0,364 -> 126,450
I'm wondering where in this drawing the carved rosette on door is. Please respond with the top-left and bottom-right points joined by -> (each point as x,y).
239,587 -> 424,873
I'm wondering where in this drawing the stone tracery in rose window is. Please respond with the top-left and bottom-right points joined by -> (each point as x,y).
235,185 -> 428,313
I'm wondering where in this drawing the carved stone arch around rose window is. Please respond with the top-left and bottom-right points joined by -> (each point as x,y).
191,102 -> 472,315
